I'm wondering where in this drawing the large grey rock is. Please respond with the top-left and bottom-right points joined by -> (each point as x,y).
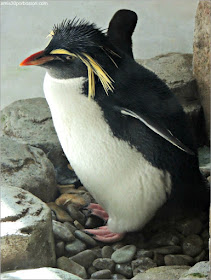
132,266 -> 190,280
193,0 -> 211,138
0,135 -> 57,202
0,98 -> 67,167
137,53 -> 207,146
1,267 -> 82,280
1,186 -> 56,272
179,261 -> 210,280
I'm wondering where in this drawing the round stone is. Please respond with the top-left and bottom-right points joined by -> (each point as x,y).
65,239 -> 87,257
93,258 -> 115,272
91,269 -> 112,279
182,234 -> 204,257
74,230 -> 97,247
102,246 -> 114,258
70,249 -> 97,269
164,254 -> 194,266
52,220 -> 75,242
115,264 -> 133,278
111,245 -> 137,264
111,273 -> 127,279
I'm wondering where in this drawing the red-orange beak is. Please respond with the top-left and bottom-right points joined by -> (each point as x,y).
19,50 -> 54,66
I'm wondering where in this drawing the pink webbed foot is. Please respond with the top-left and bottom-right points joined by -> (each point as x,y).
84,226 -> 125,243
87,203 -> 109,221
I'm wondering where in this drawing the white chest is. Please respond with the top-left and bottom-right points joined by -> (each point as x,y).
43,73 -> 171,233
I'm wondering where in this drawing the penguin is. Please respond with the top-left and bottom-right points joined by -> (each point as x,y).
20,15 -> 209,243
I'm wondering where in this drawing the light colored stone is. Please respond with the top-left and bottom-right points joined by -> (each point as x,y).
57,257 -> 87,279
0,98 -> 67,167
0,135 -> 57,202
1,186 -> 56,272
1,267 -> 82,279
179,261 -> 210,280
137,53 -> 206,146
132,266 -> 190,280
193,0 -> 211,138
111,245 -> 137,264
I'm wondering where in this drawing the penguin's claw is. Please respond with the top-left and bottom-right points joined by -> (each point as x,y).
84,226 -> 125,243
87,203 -> 109,221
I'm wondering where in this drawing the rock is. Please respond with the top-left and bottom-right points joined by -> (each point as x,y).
136,249 -> 154,259
74,220 -> 84,230
0,98 -> 67,167
65,239 -> 87,257
0,136 -> 57,202
102,246 -> 114,258
48,202 -> 73,222
179,261 -> 210,280
63,222 -> 77,234
131,257 -> 157,276
87,266 -> 97,276
56,241 -> 65,258
176,218 -> 203,236
198,146 -> 210,173
164,254 -> 194,266
193,0 -> 211,138
93,258 -> 115,272
52,220 -> 75,242
182,234 -> 204,257
91,247 -> 103,258
85,216 -> 105,229
74,230 -> 97,247
138,53 -> 206,146
115,264 -> 133,278
1,267 -> 83,279
111,245 -> 137,264
57,257 -> 87,279
70,249 -> 97,269
66,204 -> 86,225
153,252 -> 164,266
1,186 -> 56,272
148,232 -> 180,247
56,193 -> 86,208
111,274 -> 127,279
153,246 -> 182,255
132,266 -> 190,280
91,269 -> 112,279
194,250 -> 207,263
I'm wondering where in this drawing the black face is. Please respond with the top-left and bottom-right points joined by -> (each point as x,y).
41,53 -> 88,79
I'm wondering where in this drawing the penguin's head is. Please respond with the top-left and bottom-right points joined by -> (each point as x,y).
20,19 -> 121,99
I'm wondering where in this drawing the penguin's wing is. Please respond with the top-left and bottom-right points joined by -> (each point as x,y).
118,107 -> 195,155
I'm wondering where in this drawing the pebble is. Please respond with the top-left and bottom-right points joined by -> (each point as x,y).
55,241 -> 65,257
70,249 -> 97,269
111,273 -> 127,279
48,202 -> 73,222
51,210 -> 57,221
148,232 -> 180,247
91,247 -> 103,258
136,249 -> 154,259
111,245 -> 137,264
164,254 -> 194,266
52,220 -> 75,242
131,257 -> 157,275
87,266 -> 97,276
85,216 -> 105,229
182,234 -> 204,257
63,221 -> 77,233
57,256 -> 87,278
194,250 -> 207,263
176,218 -> 203,236
153,252 -> 164,266
65,239 -> 87,257
102,246 -> 114,258
75,230 -> 97,247
57,184 -> 76,194
91,269 -> 112,279
153,245 -> 182,255
56,193 -> 86,208
74,220 -> 84,230
93,258 -> 115,272
66,204 -> 86,225
115,264 -> 133,278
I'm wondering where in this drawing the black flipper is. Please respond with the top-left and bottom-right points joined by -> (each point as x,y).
107,9 -> 137,58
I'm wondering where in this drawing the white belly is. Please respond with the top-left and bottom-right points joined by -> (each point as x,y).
43,73 -> 171,233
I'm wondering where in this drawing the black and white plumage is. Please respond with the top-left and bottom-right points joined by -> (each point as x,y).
20,13 -> 208,242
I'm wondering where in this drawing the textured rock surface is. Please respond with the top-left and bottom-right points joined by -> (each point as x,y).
138,53 -> 207,146
132,266 -> 190,280
179,261 -> 210,280
1,186 -> 56,272
193,0 -> 211,138
0,98 -> 66,167
1,267 -> 82,280
0,135 -> 57,202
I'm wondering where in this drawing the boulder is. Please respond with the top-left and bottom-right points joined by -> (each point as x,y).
138,53 -> 207,146
193,0 -> 211,139
1,267 -> 82,279
0,97 -> 67,167
0,135 -> 57,202
179,261 -> 210,280
1,186 -> 56,272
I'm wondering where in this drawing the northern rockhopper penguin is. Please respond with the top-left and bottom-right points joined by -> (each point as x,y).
20,14 -> 209,243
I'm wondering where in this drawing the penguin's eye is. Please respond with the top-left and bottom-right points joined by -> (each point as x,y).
66,55 -> 75,61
